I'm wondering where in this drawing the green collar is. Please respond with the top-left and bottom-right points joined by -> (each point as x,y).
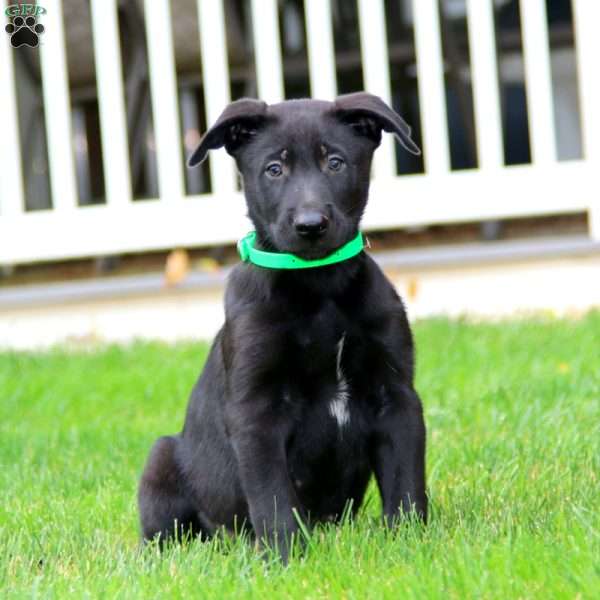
237,231 -> 364,269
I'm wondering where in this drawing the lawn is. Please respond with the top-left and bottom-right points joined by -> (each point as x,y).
1,313 -> 599,598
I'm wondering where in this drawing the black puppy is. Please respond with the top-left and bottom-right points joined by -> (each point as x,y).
138,92 -> 427,561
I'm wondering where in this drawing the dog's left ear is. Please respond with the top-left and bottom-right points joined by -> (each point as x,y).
334,92 -> 421,156
188,98 -> 268,167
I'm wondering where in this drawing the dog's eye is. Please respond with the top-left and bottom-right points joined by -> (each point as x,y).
327,156 -> 344,172
265,162 -> 283,178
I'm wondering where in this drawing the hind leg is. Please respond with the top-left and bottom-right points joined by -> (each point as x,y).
138,436 -> 204,546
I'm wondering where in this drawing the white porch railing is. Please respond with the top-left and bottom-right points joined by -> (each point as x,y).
0,0 -> 598,266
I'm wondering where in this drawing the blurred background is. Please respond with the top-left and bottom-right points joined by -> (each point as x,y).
0,0 -> 598,348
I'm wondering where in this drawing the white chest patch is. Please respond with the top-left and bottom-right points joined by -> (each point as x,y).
329,333 -> 350,427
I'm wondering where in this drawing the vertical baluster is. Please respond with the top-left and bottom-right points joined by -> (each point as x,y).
520,0 -> 556,164
304,0 -> 337,100
145,0 -> 184,201
250,0 -> 284,104
90,0 -> 132,206
413,0 -> 450,174
357,0 -> 396,179
466,0 -> 503,170
197,0 -> 236,194
572,1 -> 600,239
39,0 -> 77,212
0,24 -> 25,218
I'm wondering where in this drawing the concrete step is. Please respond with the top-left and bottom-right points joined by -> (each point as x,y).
1,235 -> 599,349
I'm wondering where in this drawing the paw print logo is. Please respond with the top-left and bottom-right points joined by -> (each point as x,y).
5,15 -> 45,48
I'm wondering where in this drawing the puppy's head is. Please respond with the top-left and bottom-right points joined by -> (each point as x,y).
189,92 -> 420,259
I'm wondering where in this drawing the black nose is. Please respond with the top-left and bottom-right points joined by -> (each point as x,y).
294,211 -> 329,238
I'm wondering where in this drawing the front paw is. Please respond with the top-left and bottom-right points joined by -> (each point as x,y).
257,526 -> 303,565
383,499 -> 428,527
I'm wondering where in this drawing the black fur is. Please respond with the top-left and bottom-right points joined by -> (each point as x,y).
138,93 -> 427,561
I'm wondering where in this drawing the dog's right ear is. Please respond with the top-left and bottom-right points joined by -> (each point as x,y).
188,98 -> 268,167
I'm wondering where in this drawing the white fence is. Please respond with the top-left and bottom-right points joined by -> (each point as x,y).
0,0 -> 599,266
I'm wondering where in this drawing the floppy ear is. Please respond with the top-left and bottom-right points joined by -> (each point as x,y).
188,98 -> 268,167
334,92 -> 421,156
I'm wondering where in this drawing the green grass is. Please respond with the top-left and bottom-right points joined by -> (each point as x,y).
1,313 -> 599,599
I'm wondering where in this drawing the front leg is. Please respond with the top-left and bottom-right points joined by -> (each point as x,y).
222,311 -> 304,561
227,402 -> 303,562
370,383 -> 427,524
